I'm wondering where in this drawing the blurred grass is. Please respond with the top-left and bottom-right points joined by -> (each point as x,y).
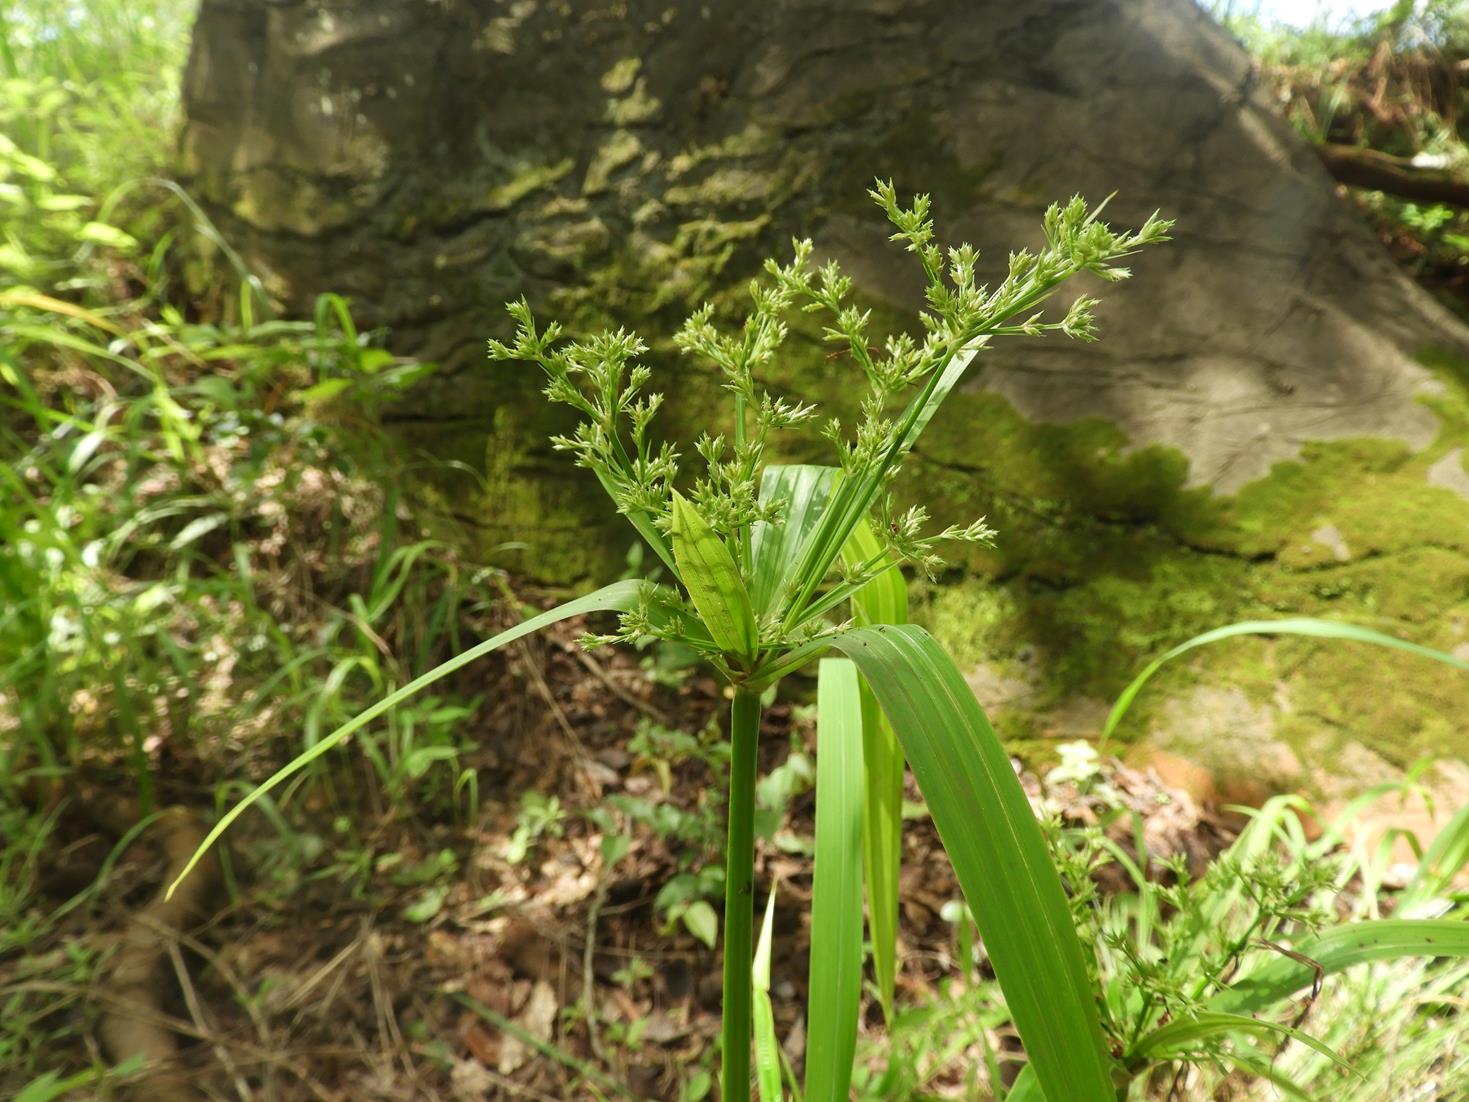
0,3 -> 496,1089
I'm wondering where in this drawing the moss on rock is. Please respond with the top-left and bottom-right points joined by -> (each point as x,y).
908,351 -> 1469,788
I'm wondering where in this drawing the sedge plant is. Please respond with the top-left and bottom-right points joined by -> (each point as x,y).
174,183 -> 1172,1101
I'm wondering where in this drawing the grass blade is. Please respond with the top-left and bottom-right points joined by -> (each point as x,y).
780,345 -> 981,627
753,885 -> 783,1102
843,518 -> 906,1019
831,624 -> 1115,1102
1104,617 -> 1469,741
1210,919 -> 1469,1014
1407,802 -> 1469,903
670,490 -> 758,658
1131,1010 -> 1357,1075
806,658 -> 866,1102
167,579 -> 644,896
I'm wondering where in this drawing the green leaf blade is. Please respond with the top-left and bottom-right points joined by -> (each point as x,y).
843,517 -> 907,1018
831,624 -> 1114,1102
1104,617 -> 1469,742
671,490 -> 758,658
1210,919 -> 1469,1015
750,464 -> 840,615
1131,1010 -> 1356,1076
806,658 -> 867,1102
1408,803 -> 1469,903
753,887 -> 784,1102
167,579 -> 645,897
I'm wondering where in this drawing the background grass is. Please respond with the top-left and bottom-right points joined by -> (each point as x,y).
1,2 -> 1467,1099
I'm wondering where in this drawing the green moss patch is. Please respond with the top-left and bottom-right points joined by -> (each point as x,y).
907,353 -> 1469,779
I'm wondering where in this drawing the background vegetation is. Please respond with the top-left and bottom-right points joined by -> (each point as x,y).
2,2 -> 1467,1100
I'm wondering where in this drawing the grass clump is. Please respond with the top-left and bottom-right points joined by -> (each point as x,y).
0,4 -> 502,1093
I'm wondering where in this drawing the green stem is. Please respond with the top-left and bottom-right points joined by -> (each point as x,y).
722,688 -> 761,1102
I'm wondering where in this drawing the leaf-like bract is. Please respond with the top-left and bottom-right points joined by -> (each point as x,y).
830,624 -> 1115,1102
843,517 -> 906,1018
671,490 -> 758,658
806,658 -> 866,1102
167,579 -> 645,896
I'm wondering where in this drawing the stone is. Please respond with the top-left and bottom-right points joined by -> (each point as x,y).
179,0 -> 1469,808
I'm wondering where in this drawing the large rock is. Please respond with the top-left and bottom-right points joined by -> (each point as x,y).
179,0 -> 1469,809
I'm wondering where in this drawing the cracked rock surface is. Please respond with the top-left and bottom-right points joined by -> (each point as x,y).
180,0 -> 1469,810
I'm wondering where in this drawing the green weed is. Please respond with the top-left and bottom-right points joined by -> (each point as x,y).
189,185 -> 1173,1102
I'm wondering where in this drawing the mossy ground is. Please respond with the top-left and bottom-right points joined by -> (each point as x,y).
399,164 -> 1469,792
913,352 -> 1469,782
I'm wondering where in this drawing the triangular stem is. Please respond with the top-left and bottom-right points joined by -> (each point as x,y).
721,688 -> 761,1101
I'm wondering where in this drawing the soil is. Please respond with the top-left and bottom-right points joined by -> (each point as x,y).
3,600 -> 1232,1102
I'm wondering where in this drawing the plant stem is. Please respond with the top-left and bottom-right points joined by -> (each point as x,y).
722,688 -> 761,1102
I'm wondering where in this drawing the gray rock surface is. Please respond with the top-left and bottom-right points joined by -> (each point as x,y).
180,0 -> 1469,807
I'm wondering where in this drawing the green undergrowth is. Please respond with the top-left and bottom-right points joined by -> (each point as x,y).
0,3 -> 503,1090
863,780 -> 1469,1101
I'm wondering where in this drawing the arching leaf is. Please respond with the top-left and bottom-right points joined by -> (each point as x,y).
168,579 -> 644,896
1210,919 -> 1469,1015
1104,618 -> 1469,742
830,624 -> 1115,1102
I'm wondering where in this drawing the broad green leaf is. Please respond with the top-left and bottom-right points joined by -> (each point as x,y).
843,517 -> 906,1018
806,659 -> 866,1102
682,900 -> 719,949
670,490 -> 758,658
753,887 -> 783,1102
167,579 -> 644,896
1210,919 -> 1469,1014
1104,618 -> 1469,742
830,625 -> 1114,1102
750,464 -> 840,613
1131,1010 -> 1356,1075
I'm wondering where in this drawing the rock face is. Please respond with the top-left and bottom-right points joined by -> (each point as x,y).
180,0 -> 1469,811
